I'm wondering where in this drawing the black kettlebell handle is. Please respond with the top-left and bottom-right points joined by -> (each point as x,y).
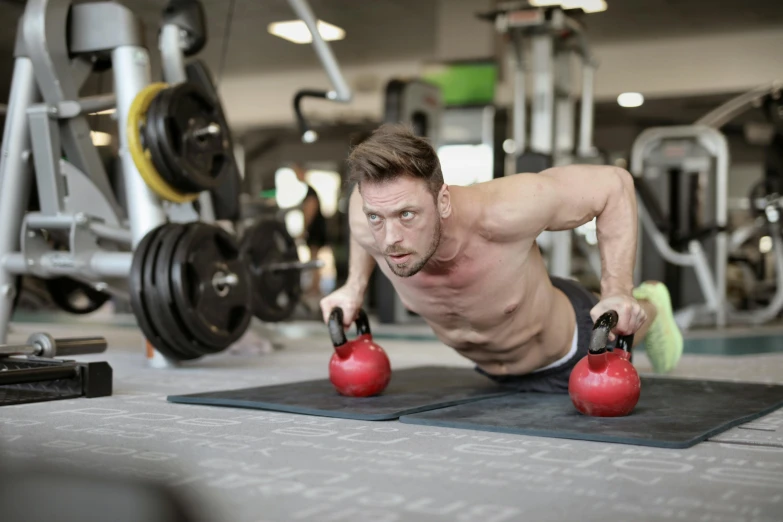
328,307 -> 372,348
589,310 -> 635,355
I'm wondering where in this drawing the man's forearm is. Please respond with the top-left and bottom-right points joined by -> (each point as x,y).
596,168 -> 638,296
346,234 -> 376,294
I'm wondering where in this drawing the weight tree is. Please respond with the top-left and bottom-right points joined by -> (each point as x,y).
0,0 -> 158,347
0,0 -> 352,365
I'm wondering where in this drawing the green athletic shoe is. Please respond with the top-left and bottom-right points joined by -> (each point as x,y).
633,281 -> 683,373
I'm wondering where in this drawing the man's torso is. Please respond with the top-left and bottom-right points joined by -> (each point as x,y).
362,185 -> 577,376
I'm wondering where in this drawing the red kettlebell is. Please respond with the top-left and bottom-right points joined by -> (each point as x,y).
568,310 -> 641,417
328,307 -> 391,397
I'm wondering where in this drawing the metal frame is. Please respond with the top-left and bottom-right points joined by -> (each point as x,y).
631,125 -> 730,328
0,0 -> 161,343
0,0 -> 353,349
486,4 -> 599,280
632,83 -> 783,328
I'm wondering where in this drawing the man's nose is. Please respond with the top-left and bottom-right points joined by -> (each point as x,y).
384,220 -> 403,247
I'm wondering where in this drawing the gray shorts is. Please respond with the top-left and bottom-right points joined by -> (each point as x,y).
475,276 -> 598,394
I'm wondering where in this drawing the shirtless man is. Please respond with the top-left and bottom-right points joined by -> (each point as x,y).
320,124 -> 683,392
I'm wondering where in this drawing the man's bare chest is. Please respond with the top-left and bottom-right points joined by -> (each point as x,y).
379,242 -> 533,327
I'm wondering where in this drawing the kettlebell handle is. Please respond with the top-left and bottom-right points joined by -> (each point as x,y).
589,310 -> 635,355
328,307 -> 372,348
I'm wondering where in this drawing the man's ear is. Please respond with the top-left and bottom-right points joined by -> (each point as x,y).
438,184 -> 452,219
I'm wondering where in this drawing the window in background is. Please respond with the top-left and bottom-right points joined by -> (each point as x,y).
274,167 -> 341,293
305,170 -> 341,218
437,144 -> 494,186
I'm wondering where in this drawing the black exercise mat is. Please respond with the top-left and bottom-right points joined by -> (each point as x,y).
167,366 -> 512,421
399,376 -> 783,449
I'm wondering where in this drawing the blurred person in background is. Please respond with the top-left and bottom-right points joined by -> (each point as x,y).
293,163 -> 327,296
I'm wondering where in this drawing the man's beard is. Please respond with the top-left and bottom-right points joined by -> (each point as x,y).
385,220 -> 442,278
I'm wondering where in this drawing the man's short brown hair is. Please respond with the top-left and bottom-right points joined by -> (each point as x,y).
347,123 -> 443,198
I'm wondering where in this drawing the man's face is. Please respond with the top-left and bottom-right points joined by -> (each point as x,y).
361,176 -> 442,278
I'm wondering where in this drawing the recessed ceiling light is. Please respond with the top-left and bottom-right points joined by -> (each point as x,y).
90,131 -> 112,146
268,20 -> 345,44
617,92 -> 644,108
532,0 -> 608,13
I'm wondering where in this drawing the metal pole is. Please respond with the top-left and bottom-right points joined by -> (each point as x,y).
578,62 -> 595,158
0,58 -> 38,343
710,131 -> 730,327
159,24 -> 187,84
287,0 -> 351,102
3,252 -> 133,279
530,34 -> 554,155
111,45 -> 167,247
553,48 -> 574,160
510,30 -> 526,157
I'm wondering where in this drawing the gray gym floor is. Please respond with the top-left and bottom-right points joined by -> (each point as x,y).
2,315 -> 783,522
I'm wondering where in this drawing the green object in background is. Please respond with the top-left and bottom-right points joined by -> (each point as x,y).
260,189 -> 277,199
422,61 -> 498,106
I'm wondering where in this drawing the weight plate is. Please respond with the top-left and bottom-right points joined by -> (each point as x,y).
128,225 -> 187,361
126,83 -> 198,204
170,223 -> 252,349
45,277 -> 110,315
154,222 -> 225,357
146,223 -> 210,360
241,219 -> 302,323
149,86 -> 201,194
156,82 -> 228,193
143,89 -> 181,193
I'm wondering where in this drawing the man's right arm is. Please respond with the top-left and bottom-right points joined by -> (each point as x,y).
320,185 -> 377,325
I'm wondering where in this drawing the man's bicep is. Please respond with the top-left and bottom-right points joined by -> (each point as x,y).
483,175 -> 561,239
539,165 -> 614,232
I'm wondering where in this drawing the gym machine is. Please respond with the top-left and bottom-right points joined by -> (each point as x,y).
632,83 -> 783,329
375,78 -> 444,324
631,126 -> 729,329
0,0 -> 351,364
478,1 -> 601,280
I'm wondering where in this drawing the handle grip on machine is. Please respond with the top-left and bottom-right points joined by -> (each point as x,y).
286,0 -> 352,144
161,0 -> 207,57
293,89 -> 329,143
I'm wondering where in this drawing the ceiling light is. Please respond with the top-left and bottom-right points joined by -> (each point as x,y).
533,0 -> 608,12
268,20 -> 345,44
90,131 -> 112,146
574,0 -> 608,13
617,92 -> 644,108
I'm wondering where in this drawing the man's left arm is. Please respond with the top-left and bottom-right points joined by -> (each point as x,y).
482,164 -> 645,334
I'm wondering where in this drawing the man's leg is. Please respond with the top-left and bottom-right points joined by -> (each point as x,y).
632,281 -> 684,373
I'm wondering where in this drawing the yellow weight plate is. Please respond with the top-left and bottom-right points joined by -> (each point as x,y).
127,83 -> 199,204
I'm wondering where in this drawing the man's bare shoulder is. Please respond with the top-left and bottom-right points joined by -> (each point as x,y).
460,176 -> 550,242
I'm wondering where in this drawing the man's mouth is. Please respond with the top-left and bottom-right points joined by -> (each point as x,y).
388,253 -> 412,263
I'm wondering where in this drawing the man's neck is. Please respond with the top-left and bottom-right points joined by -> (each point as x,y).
422,191 -> 467,275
